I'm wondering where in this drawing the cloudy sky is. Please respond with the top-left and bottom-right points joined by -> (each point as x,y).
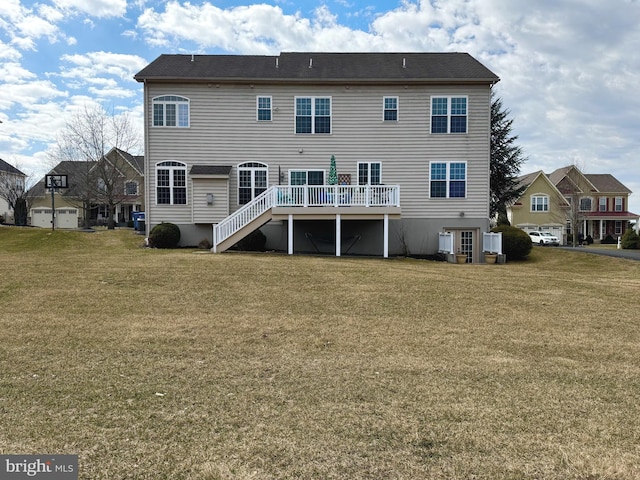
1,0 -> 639,214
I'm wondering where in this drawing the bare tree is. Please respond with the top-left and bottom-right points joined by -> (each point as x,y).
553,165 -> 594,247
0,164 -> 32,226
49,105 -> 140,229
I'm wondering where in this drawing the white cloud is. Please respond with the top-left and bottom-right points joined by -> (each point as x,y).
52,0 -> 128,18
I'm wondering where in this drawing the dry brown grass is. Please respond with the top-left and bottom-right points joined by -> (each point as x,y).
1,227 -> 639,479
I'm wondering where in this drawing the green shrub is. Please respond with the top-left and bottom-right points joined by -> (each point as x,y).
491,225 -> 532,261
621,228 -> 639,249
237,229 -> 267,251
149,222 -> 181,249
601,234 -> 616,244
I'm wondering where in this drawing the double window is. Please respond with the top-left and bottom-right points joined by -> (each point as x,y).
289,170 -> 324,185
358,162 -> 382,185
257,96 -> 272,121
153,95 -> 190,127
156,161 -> 187,205
429,162 -> 466,198
295,97 -> 331,134
531,195 -> 549,212
431,96 -> 467,134
383,97 -> 398,121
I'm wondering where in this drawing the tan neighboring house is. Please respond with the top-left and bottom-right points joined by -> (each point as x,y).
134,52 -> 500,260
28,148 -> 144,228
508,165 -> 639,244
0,158 -> 27,223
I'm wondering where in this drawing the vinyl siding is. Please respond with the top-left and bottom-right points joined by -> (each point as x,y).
191,178 -> 229,223
144,82 -> 491,224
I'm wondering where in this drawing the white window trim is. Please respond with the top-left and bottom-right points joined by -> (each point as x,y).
294,96 -> 332,134
237,162 -> 268,205
530,194 -> 550,212
615,197 -> 623,212
256,96 -> 272,122
357,162 -> 382,185
383,96 -> 399,122
155,161 -> 187,205
599,197 -> 607,212
430,95 -> 468,134
429,161 -> 467,198
288,169 -> 325,185
152,95 -> 190,128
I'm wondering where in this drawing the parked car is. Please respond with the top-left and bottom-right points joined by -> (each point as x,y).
529,231 -> 560,246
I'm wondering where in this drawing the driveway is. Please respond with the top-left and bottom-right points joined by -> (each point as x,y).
558,246 -> 640,261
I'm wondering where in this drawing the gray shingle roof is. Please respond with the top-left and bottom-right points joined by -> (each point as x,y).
135,52 -> 499,84
585,174 -> 632,194
0,158 -> 26,176
190,165 -> 232,175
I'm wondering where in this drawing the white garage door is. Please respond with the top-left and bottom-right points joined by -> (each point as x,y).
30,208 -> 78,229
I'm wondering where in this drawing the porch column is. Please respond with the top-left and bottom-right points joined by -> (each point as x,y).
383,214 -> 389,258
336,214 -> 341,257
600,219 -> 604,240
212,224 -> 217,253
288,214 -> 294,255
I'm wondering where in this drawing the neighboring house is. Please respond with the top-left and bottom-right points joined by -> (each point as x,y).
508,165 -> 639,243
134,52 -> 500,260
0,158 -> 27,223
27,148 -> 144,228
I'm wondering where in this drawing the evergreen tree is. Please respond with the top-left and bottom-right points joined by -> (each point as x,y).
490,91 -> 526,218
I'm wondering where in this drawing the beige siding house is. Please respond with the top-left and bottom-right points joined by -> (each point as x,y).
135,52 -> 499,260
508,166 -> 639,244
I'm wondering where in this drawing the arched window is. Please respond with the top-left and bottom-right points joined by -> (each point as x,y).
156,161 -> 187,205
152,95 -> 190,127
238,162 -> 268,205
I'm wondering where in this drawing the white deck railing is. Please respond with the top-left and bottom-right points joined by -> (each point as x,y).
213,184 -> 400,251
274,184 -> 400,207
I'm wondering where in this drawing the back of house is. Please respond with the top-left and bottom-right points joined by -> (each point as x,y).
135,52 -> 499,260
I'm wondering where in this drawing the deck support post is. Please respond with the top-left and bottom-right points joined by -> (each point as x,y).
336,214 -> 341,257
288,214 -> 294,255
383,214 -> 389,258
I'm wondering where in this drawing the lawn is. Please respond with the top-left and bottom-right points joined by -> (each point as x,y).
1,227 -> 639,479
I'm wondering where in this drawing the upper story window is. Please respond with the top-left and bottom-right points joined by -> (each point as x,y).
429,161 -> 466,198
358,162 -> 382,185
531,195 -> 549,212
579,197 -> 592,212
599,197 -> 607,211
125,181 -> 138,196
383,97 -> 398,121
153,96 -> 190,127
295,97 -> 331,134
431,96 -> 467,134
156,161 -> 187,205
615,197 -> 623,211
257,96 -> 272,121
